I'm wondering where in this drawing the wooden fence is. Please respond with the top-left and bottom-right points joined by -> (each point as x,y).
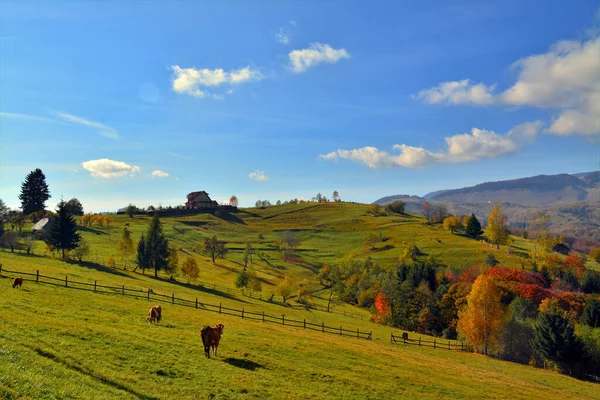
0,265 -> 372,341
391,332 -> 467,352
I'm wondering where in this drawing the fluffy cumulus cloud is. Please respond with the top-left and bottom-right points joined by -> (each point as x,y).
288,43 -> 350,73
249,170 -> 268,181
415,79 -> 496,105
319,125 -> 532,168
415,36 -> 600,135
81,159 -> 140,178
170,65 -> 263,98
151,170 -> 169,178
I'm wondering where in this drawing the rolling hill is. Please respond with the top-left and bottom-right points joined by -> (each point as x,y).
1,203 -> 599,399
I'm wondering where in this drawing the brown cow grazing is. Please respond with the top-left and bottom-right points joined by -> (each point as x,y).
200,324 -> 224,358
12,277 -> 23,289
147,305 -> 162,324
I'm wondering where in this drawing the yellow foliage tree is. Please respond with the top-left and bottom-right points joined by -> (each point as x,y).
457,275 -> 508,355
181,257 -> 199,283
103,216 -> 112,227
443,215 -> 463,234
487,205 -> 509,249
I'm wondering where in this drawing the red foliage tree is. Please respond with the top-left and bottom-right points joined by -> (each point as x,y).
563,254 -> 586,278
486,265 -> 545,286
515,284 -> 553,305
372,292 -> 390,323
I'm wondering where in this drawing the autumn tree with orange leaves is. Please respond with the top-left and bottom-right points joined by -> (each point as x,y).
457,275 -> 508,355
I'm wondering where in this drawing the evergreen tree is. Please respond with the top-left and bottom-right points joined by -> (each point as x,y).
117,228 -> 134,270
532,307 -> 584,371
64,198 -> 84,216
465,213 -> 483,238
145,214 -> 169,277
135,234 -> 148,273
582,298 -> 600,328
44,201 -> 80,258
540,265 -> 552,286
19,168 -> 51,215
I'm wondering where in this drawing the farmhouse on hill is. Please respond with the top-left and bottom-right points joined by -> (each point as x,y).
32,218 -> 50,238
185,191 -> 219,210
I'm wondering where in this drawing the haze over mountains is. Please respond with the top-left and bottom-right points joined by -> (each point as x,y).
375,172 -> 600,248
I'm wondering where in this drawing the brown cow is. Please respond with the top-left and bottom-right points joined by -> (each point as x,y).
200,324 -> 224,358
147,305 -> 162,324
12,277 -> 23,289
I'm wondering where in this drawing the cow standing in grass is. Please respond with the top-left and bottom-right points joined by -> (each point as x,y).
147,305 -> 162,324
12,278 -> 23,289
200,324 -> 224,358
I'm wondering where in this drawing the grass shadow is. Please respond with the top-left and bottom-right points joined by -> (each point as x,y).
30,346 -> 157,400
66,260 -> 134,279
149,276 -> 248,303
77,226 -> 108,235
213,211 -> 246,225
222,357 -> 264,371
372,244 -> 394,252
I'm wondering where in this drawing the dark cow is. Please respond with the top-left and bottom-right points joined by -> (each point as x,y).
12,277 -> 23,289
402,332 -> 409,341
147,305 -> 162,324
200,324 -> 224,358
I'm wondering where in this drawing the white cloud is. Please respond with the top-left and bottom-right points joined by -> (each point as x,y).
0,112 -> 57,124
415,79 -> 496,105
249,170 -> 268,181
170,65 -> 263,98
416,36 -> 600,135
151,170 -> 169,178
320,126 -> 523,168
275,21 -> 296,44
53,112 -> 120,139
288,43 -> 350,73
81,159 -> 140,178
507,120 -> 545,142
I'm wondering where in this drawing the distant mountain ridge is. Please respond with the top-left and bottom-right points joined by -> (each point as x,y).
423,172 -> 599,205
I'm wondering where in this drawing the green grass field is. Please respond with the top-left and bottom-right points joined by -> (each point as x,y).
1,203 -> 599,399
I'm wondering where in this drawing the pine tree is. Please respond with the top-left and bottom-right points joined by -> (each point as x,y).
117,228 -> 134,270
19,168 -> 51,215
465,213 -> 483,238
44,201 -> 80,259
532,307 -> 584,370
145,214 -> 169,277
135,234 -> 148,273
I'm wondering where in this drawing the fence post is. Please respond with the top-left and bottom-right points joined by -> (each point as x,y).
219,303 -> 222,314
304,319 -> 306,329
147,288 -> 150,300
94,280 -> 97,292
461,341 -> 464,351
195,298 -> 198,309
419,337 -> 421,346
282,315 -> 285,325
357,328 -> 359,339
322,322 -> 325,333
391,333 -> 394,344
122,285 -> 125,295
172,293 -> 175,304
65,275 -> 68,287
262,311 -> 265,322
448,340 -> 451,350
340,326 -> 342,336
434,338 -> 436,349
36,270 -> 39,283
213,284 -> 216,290
403,334 -> 406,344
242,308 -> 244,319
0,264 -> 2,276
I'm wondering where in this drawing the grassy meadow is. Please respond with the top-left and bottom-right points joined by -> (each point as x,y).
1,202 -> 599,399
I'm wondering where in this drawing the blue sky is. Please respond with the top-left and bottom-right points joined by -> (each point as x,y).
1,1 -> 599,212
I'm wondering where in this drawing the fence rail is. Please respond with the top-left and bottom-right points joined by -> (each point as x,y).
0,265 -> 372,341
391,332 -> 466,352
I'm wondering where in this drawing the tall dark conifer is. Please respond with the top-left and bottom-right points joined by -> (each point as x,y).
19,168 -> 51,215
44,201 -> 80,258
135,234 -> 148,273
466,213 -> 483,238
145,215 -> 169,277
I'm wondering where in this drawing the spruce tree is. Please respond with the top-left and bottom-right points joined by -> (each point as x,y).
532,307 -> 584,370
44,201 -> 81,258
135,234 -> 148,273
466,213 -> 483,238
19,168 -> 51,215
145,214 -> 169,277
